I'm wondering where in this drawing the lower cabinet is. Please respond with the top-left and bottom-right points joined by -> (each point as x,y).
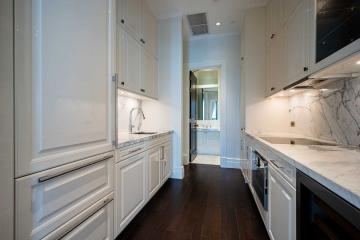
268,165 -> 296,240
114,136 -> 173,237
114,152 -> 146,236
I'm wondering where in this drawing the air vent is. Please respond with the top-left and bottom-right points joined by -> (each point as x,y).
187,13 -> 209,36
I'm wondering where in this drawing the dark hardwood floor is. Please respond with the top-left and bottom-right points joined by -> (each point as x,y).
116,164 -> 269,240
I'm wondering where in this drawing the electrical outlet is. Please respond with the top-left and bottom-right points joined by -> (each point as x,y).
290,121 -> 295,127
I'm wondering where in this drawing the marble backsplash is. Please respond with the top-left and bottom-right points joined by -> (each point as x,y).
289,76 -> 360,146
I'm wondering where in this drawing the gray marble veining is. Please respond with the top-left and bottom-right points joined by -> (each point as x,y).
289,76 -> 360,146
116,130 -> 173,148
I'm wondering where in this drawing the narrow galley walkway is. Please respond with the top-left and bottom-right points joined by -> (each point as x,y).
117,164 -> 269,240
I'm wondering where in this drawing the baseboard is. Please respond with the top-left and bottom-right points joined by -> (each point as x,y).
220,157 -> 241,169
170,165 -> 184,179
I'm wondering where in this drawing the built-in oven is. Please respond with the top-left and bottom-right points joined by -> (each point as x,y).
251,151 -> 268,210
316,0 -> 360,62
297,170 -> 360,240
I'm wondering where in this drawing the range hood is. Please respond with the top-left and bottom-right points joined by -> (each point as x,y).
284,53 -> 360,91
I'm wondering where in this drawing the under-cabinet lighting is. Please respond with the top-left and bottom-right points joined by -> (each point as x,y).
356,60 -> 360,65
216,22 -> 221,26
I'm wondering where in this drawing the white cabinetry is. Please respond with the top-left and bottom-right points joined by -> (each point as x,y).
118,27 -> 142,92
161,142 -> 172,183
118,0 -> 142,39
148,146 -> 161,198
14,0 -> 114,177
114,152 -> 146,236
285,0 -> 311,85
15,153 -> 114,240
117,0 -> 158,99
268,165 -> 296,240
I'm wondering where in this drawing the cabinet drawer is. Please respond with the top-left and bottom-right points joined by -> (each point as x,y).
15,152 -> 114,240
43,193 -> 114,240
116,142 -> 146,162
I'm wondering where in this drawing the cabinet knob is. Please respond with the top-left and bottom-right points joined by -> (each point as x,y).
121,81 -> 125,85
303,67 -> 309,71
270,87 -> 276,91
270,33 -> 276,39
140,89 -> 145,93
140,39 -> 146,44
121,19 -> 125,24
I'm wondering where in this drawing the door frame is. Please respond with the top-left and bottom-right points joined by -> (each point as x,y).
183,60 -> 224,165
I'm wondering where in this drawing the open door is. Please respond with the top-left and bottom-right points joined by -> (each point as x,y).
189,71 -> 198,162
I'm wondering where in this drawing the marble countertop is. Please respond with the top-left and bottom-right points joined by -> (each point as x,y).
196,128 -> 220,132
245,131 -> 360,209
116,130 -> 173,148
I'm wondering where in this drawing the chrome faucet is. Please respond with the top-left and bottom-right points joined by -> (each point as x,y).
129,107 -> 146,133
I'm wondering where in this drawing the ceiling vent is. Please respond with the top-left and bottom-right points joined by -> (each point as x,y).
187,13 -> 209,36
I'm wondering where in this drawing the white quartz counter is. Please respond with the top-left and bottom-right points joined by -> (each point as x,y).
116,130 -> 173,148
245,132 -> 360,209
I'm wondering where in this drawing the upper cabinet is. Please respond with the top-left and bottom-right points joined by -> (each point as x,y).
265,0 -> 314,96
117,0 -> 158,99
118,0 -> 142,39
14,0 -> 115,177
284,0 -> 311,85
141,0 -> 158,57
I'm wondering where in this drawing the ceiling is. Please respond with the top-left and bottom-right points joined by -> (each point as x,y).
145,0 -> 268,37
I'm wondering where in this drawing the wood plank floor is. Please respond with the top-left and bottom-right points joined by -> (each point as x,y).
116,164 -> 269,240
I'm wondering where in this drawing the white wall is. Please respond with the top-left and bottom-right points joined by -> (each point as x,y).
185,33 -> 243,168
142,16 -> 184,179
0,0 -> 14,238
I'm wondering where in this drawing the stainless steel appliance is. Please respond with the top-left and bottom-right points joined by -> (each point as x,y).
252,151 -> 268,210
316,0 -> 360,62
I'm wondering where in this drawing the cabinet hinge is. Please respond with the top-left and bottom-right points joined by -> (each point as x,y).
112,74 -> 118,82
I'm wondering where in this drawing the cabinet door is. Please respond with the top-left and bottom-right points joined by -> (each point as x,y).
14,0 -> 115,177
117,27 -> 141,93
161,142 -> 172,183
269,166 -> 296,240
285,0 -> 310,85
118,0 -> 142,39
148,147 -> 161,198
141,49 -> 157,98
266,30 -> 286,96
266,0 -> 284,40
141,1 -> 157,57
115,153 -> 146,236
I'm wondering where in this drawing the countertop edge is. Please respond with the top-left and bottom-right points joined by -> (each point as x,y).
245,131 -> 360,209
116,130 -> 174,149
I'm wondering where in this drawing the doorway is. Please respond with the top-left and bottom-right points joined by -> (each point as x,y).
189,68 -> 220,165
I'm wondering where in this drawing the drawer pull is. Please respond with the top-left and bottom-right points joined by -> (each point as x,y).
38,155 -> 113,183
270,160 -> 284,169
128,147 -> 142,154
53,196 -> 113,240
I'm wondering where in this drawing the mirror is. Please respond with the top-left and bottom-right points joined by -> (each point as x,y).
196,86 -> 218,120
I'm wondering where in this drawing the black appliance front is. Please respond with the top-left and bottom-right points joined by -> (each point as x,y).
296,170 -> 360,240
316,0 -> 360,62
251,151 -> 268,210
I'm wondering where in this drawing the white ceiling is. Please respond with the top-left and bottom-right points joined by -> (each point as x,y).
145,0 -> 268,37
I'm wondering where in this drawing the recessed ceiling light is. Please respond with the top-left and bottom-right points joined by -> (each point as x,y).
356,60 -> 360,65
290,89 -> 296,93
216,22 -> 221,26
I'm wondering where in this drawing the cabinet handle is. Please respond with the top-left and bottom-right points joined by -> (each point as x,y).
128,147 -> 142,154
303,67 -> 309,71
270,33 -> 276,39
270,160 -> 284,169
53,196 -> 113,240
140,38 -> 146,44
140,89 -> 145,93
270,87 -> 276,91
121,19 -> 125,24
38,155 -> 113,183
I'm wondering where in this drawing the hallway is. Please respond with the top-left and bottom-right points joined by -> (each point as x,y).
117,165 -> 269,240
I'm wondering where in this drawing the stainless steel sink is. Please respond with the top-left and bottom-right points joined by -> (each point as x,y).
260,137 -> 337,146
132,131 -> 158,135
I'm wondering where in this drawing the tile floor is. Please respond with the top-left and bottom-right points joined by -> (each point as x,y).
192,154 -> 220,165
